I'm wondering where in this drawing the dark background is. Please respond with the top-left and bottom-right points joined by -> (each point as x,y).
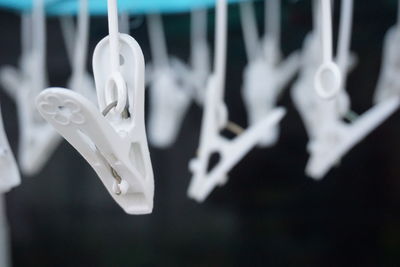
1,0 -> 400,266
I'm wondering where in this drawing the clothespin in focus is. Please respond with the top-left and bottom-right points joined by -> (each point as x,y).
36,0 -> 154,214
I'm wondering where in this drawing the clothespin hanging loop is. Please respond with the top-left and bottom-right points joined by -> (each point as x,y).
314,0 -> 342,99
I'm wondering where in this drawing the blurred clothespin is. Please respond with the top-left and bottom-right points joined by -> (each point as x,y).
60,0 -> 96,103
146,9 -> 210,148
188,0 -> 285,202
373,0 -> 400,103
0,0 -> 62,176
239,0 -> 300,147
293,0 -> 400,179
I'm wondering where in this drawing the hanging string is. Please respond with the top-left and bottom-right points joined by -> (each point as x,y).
72,0 -> 89,82
214,0 -> 227,99
266,0 -> 280,52
107,0 -> 120,73
147,13 -> 169,68
239,1 -> 259,62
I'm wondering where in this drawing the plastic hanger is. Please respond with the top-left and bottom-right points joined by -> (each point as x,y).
187,0 -> 286,202
239,0 -> 300,147
299,0 -> 400,179
0,0 -> 62,176
60,0 -> 96,103
146,9 -> 210,148
373,0 -> 400,103
36,0 -> 154,214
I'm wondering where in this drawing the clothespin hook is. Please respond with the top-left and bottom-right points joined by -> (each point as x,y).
314,0 -> 342,99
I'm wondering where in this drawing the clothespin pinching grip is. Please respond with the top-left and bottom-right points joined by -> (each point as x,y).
36,0 -> 154,214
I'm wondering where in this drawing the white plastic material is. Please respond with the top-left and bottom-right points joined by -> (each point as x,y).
0,106 -> 20,267
374,1 -> 400,103
239,0 -> 300,147
188,0 -> 286,202
36,0 -> 154,214
0,107 -> 20,193
314,0 -> 342,99
0,0 -> 62,176
306,97 -> 400,179
146,10 -> 210,148
293,0 -> 400,179
0,196 -> 10,267
146,13 -> 192,148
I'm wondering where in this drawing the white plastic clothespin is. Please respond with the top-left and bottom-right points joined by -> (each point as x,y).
188,0 -> 286,202
302,0 -> 400,179
36,0 -> 154,214
373,0 -> 400,103
0,106 -> 20,193
146,10 -> 210,148
0,0 -> 62,176
0,194 -> 10,267
0,105 -> 20,267
60,0 -> 96,103
146,13 -> 192,148
239,0 -> 300,147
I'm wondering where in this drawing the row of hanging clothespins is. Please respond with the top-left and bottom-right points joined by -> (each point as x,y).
0,0 -> 399,215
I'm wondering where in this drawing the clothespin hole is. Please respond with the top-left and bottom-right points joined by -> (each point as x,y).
206,152 -> 221,173
105,72 -> 128,114
119,54 -> 125,66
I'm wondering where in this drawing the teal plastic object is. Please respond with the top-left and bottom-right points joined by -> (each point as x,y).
0,0 -> 250,15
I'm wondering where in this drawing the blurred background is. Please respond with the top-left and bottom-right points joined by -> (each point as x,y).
2,0 -> 400,266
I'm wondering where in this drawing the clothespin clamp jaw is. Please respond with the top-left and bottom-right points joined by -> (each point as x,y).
0,108 -> 20,193
306,97 -> 400,179
188,74 -> 286,201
